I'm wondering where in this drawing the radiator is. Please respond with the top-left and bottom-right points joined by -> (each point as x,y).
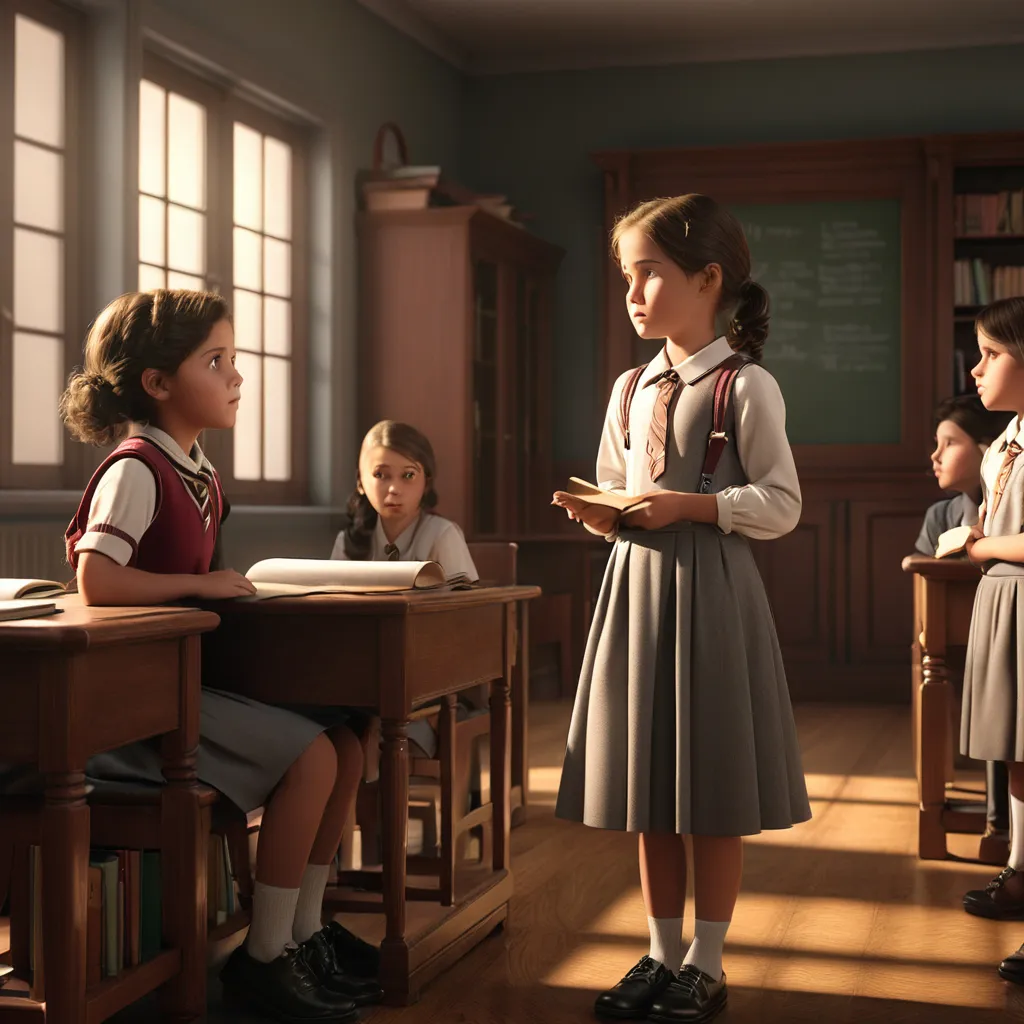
0,520 -> 71,582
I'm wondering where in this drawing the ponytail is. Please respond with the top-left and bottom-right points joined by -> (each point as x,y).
727,279 -> 770,362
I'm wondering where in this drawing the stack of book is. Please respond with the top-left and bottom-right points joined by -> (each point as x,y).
360,165 -> 521,224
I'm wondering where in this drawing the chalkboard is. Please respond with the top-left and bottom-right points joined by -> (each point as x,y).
728,199 -> 902,446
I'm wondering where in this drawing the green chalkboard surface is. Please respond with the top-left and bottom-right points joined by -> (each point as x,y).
728,200 -> 902,446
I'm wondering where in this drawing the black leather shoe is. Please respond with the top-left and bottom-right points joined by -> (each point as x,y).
999,943 -> 1024,984
963,866 -> 1024,920
594,955 -> 674,1019
302,929 -> 384,1006
219,944 -> 358,1022
649,965 -> 728,1023
323,919 -> 381,978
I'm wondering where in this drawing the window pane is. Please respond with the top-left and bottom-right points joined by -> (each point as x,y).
139,195 -> 166,266
234,351 -> 262,479
15,142 -> 62,232
234,123 -> 263,231
234,228 -> 262,291
167,93 -> 205,209
15,16 -> 64,148
264,238 -> 291,298
12,333 -> 62,465
167,271 -> 204,291
139,263 -> 166,291
263,356 -> 291,481
14,229 -> 62,333
234,289 -> 262,352
139,80 -> 166,197
263,137 -> 292,240
168,205 -> 205,275
263,296 -> 291,356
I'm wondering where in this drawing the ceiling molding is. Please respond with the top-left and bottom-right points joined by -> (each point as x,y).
355,0 -> 469,70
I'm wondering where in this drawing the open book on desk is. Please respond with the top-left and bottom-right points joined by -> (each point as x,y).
0,577 -> 69,601
241,558 -> 476,600
565,477 -> 653,514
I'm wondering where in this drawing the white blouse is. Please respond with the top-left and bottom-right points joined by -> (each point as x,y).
597,336 -> 802,541
73,424 -> 215,566
330,512 -> 479,581
979,415 -> 1024,533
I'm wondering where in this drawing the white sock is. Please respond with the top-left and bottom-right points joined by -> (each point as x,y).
292,863 -> 331,944
683,919 -> 730,980
1009,795 -> 1024,870
647,916 -> 685,973
246,882 -> 300,963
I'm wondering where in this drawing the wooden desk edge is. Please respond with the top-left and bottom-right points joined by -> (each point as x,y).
901,556 -> 980,583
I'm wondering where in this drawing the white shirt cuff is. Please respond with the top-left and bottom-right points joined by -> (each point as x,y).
715,492 -> 734,535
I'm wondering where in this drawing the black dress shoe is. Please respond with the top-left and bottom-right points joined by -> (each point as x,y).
963,866 -> 1024,920
323,919 -> 381,978
649,965 -> 728,1023
219,944 -> 358,1022
999,943 -> 1024,984
302,929 -> 384,1006
594,955 -> 674,1019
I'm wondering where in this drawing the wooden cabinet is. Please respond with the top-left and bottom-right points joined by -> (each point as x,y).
357,207 -> 563,536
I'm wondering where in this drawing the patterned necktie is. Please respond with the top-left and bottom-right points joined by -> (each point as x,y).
986,439 -> 1023,526
384,543 -> 400,561
645,369 -> 681,482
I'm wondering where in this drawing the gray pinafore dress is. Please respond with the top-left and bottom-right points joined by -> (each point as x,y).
555,360 -> 811,836
961,431 -> 1024,763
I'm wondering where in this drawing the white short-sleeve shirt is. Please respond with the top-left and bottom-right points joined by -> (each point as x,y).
330,512 -> 478,581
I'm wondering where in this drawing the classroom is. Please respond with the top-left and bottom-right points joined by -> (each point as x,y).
2,1 -> 1024,1021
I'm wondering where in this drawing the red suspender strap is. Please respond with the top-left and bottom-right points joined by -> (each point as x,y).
619,363 -> 648,450
698,353 -> 751,494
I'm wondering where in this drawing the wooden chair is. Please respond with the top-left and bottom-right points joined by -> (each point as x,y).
355,541 -> 527,904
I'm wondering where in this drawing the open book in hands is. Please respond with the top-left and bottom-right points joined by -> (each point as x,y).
564,478 -> 653,514
934,524 -> 974,560
241,558 -> 476,600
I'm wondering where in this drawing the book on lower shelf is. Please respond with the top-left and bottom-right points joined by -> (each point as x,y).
241,558 -> 475,600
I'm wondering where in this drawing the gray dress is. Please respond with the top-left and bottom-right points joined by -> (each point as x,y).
555,343 -> 811,836
961,428 -> 1024,763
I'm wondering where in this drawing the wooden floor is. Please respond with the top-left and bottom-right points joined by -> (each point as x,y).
363,701 -> 1024,1024
6,701 -> 1024,1022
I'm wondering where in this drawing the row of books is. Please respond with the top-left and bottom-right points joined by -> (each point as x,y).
954,191 -> 1024,237
954,259 -> 1024,307
25,837 -> 239,987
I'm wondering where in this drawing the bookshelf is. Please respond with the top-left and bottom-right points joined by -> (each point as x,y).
948,161 -> 1024,395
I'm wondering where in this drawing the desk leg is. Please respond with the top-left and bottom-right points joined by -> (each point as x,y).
511,601 -> 529,827
40,770 -> 89,1024
160,636 -> 207,1021
919,651 -> 951,860
379,717 -> 410,1002
491,604 -> 514,874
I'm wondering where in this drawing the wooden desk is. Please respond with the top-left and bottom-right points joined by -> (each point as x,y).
202,585 -> 539,1005
902,556 -> 992,860
0,600 -> 219,1024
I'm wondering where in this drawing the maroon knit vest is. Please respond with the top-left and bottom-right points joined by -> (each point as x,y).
65,436 -> 224,574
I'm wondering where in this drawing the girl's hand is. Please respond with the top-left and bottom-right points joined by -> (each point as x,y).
621,491 -> 686,531
194,569 -> 257,599
551,492 -> 619,535
964,523 -> 988,565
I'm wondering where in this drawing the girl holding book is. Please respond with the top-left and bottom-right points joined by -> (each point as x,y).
960,296 -> 1024,984
61,289 -> 379,1021
552,194 -> 810,1022
332,419 -> 477,582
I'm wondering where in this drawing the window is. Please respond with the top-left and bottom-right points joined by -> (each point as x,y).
139,56 -> 308,502
0,0 -> 83,488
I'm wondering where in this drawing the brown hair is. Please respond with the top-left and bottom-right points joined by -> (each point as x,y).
611,193 -> 770,361
343,420 -> 440,560
60,289 -> 230,446
934,394 -> 1011,447
977,296 -> 1024,361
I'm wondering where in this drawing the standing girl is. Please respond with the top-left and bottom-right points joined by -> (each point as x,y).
553,195 -> 810,1022
61,289 -> 380,1021
960,296 -> 1024,984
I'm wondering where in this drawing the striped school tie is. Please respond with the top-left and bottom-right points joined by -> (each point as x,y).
384,543 -> 400,561
644,368 -> 681,482
986,439 -> 1023,526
